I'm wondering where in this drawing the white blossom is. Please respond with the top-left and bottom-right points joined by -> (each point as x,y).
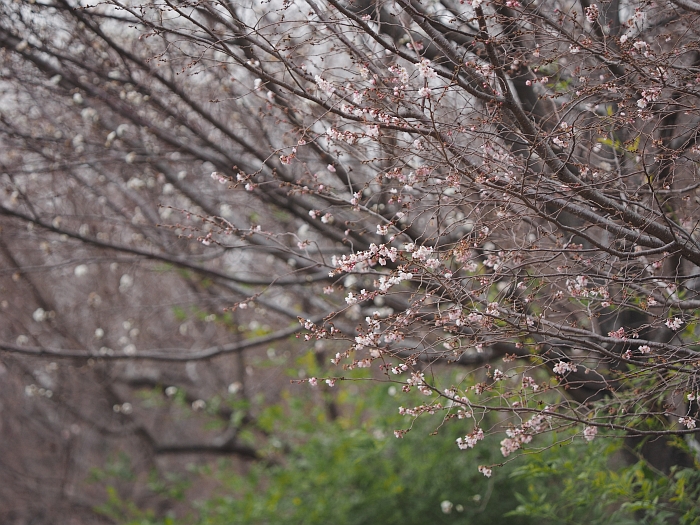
583,425 -> 598,441
553,361 -> 577,375
416,59 -> 437,80
315,75 -> 336,97
478,466 -> 492,477
679,417 -> 696,429
665,318 -> 682,330
33,308 -> 47,322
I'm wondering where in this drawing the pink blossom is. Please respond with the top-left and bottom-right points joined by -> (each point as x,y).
416,59 -> 437,79
608,327 -> 626,340
210,171 -> 227,184
456,427 -> 484,449
585,4 -> 599,23
478,465 -> 492,477
553,361 -> 577,375
315,75 -> 336,97
679,417 -> 696,429
665,318 -> 682,330
522,376 -> 538,391
583,425 -> 597,441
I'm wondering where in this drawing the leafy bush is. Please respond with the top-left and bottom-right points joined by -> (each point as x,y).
191,382 -> 534,525
96,378 -> 535,525
96,375 -> 700,525
509,436 -> 700,525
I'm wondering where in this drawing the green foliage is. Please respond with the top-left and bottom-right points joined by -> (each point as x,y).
99,380 -> 533,525
90,455 -> 180,525
508,436 -> 700,525
89,452 -> 136,483
94,486 -> 164,525
98,377 -> 700,525
193,382 -> 533,525
147,470 -> 189,502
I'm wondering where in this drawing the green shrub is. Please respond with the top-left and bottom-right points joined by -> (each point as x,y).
509,435 -> 700,525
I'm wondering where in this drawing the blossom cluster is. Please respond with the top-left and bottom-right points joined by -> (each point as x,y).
406,372 -> 432,395
388,64 -> 409,85
344,289 -> 374,306
382,167 -> 416,185
480,143 -> 518,182
326,127 -> 359,145
210,171 -> 228,184
636,87 -> 661,109
390,363 -> 409,375
297,318 -> 340,342
398,402 -> 443,417
456,427 -> 484,449
354,332 -> 380,351
583,425 -> 598,441
376,271 -> 413,293
330,243 -> 399,275
483,253 -> 503,271
679,417 -> 696,429
607,327 -> 626,340
337,102 -> 406,128
584,4 -> 599,23
315,75 -> 336,97
552,361 -> 578,375
500,412 -> 549,457
522,376 -> 539,391
435,305 -> 466,327
566,275 -> 609,300
278,146 -> 298,165
665,317 -> 682,331
406,243 -> 441,269
478,465 -> 492,477
416,59 -> 437,80
444,389 -> 473,419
